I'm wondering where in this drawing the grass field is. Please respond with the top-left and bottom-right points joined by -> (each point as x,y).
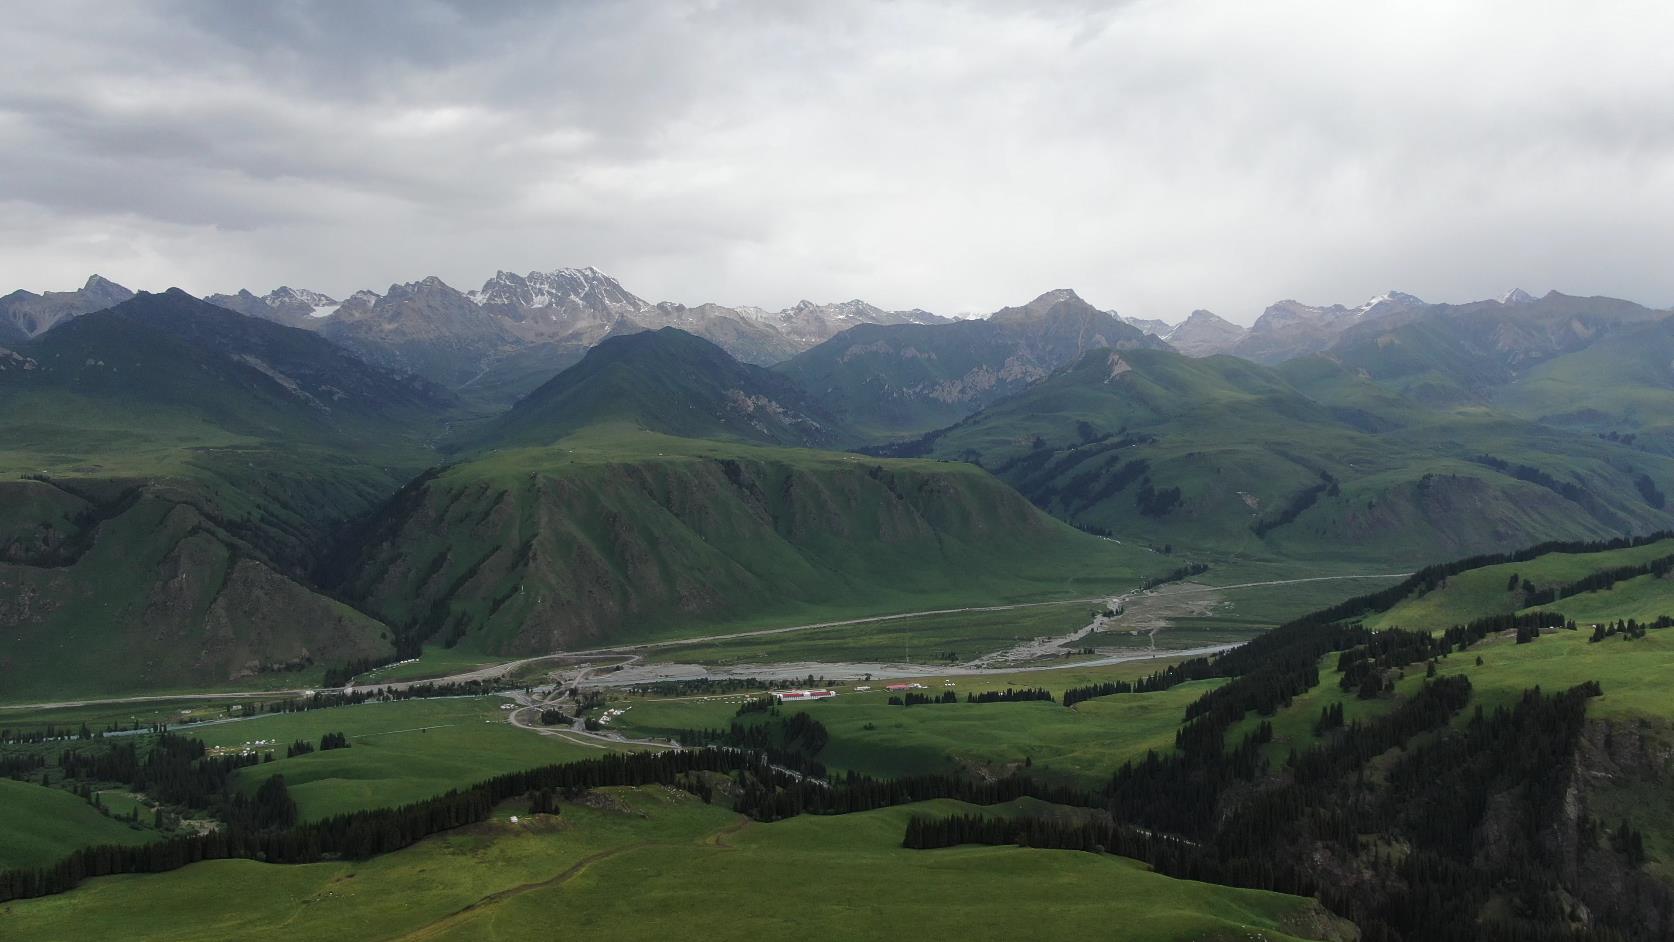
184,696 -> 629,821
351,646 -> 514,684
639,602 -> 1099,666
1417,625 -> 1674,720
0,787 -> 1342,942
0,779 -> 157,870
0,696 -> 281,736
1365,538 -> 1674,630
610,659 -> 1221,785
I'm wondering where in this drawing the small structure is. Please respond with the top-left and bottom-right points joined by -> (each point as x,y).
885,683 -> 926,691
773,689 -> 837,702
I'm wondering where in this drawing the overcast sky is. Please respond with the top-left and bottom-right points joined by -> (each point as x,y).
2,0 -> 1671,323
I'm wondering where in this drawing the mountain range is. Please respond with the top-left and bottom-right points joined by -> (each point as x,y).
5,267 -> 1674,695
205,268 -> 947,401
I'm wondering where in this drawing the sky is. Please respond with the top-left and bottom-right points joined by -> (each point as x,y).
2,0 -> 1672,324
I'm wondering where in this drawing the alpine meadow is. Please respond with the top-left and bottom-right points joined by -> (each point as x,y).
6,3 -> 1674,940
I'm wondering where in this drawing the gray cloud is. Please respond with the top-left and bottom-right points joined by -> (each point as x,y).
1,0 -> 1671,321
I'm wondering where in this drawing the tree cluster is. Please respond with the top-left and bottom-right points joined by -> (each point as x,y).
1521,553 -> 1674,607
967,687 -> 1053,704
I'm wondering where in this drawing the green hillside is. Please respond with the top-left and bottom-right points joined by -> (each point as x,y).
0,779 -> 157,870
1488,315 -> 1674,454
479,327 -> 848,449
0,291 -> 460,700
887,346 -> 1674,566
329,427 -> 1166,655
1320,291 -> 1670,406
0,788 -> 1343,942
1365,537 -> 1674,630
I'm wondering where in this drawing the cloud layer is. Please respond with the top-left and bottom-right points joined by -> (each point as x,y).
3,0 -> 1671,321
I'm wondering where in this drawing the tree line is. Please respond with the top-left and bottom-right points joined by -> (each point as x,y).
1521,553 -> 1674,607
967,687 -> 1054,704
0,748 -> 754,902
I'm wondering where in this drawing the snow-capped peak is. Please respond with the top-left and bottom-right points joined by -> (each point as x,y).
1355,290 -> 1424,316
469,267 -> 648,314
1500,288 -> 1537,305
264,286 -> 338,308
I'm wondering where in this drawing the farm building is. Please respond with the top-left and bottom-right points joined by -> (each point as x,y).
773,689 -> 837,702
884,683 -> 926,691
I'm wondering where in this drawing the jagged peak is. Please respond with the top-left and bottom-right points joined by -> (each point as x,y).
988,289 -> 1090,324
1026,288 -> 1083,308
1357,290 -> 1424,313
264,285 -> 337,307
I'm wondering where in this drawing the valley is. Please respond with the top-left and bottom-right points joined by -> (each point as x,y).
5,271 -> 1674,941
11,9 -> 1673,938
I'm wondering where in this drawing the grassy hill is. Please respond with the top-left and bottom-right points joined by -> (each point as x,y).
883,346 -> 1674,567
0,787 -> 1344,942
478,327 -> 849,449
1364,536 -> 1674,631
0,779 -> 157,870
0,291 -> 463,700
327,427 -> 1167,655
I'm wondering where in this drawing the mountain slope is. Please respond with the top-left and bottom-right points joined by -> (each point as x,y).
0,290 -> 459,698
1164,309 -> 1248,356
325,430 -> 1165,654
882,346 -> 1674,566
480,327 -> 848,449
7,288 -> 453,453
777,289 -> 1170,439
1226,291 -> 1425,364
1322,291 -> 1673,406
1489,314 -> 1674,453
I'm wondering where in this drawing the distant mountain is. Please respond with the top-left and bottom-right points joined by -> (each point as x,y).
480,327 -> 847,449
779,289 -> 1170,438
1320,290 -> 1672,405
470,266 -> 648,330
877,345 -> 1674,566
1115,313 -> 1176,338
1164,309 -> 1248,356
205,286 -> 340,329
206,267 -> 943,403
1227,291 -> 1426,364
0,275 -> 134,341
310,276 -> 519,388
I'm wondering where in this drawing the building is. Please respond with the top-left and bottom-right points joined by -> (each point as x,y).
773,689 -> 837,702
